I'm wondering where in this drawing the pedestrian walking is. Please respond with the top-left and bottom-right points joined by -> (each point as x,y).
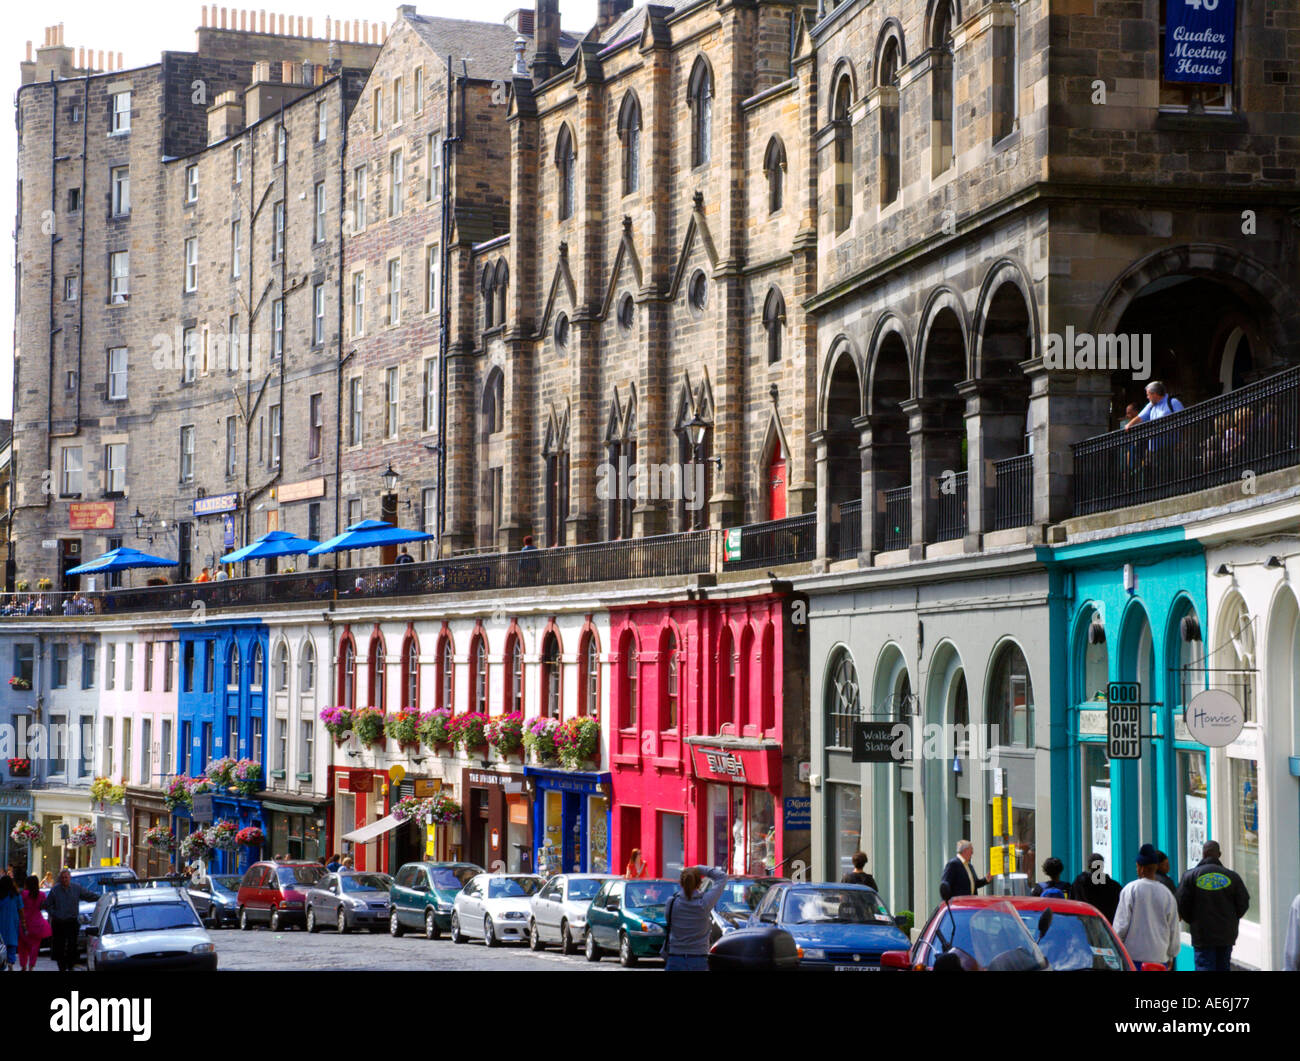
663,865 -> 728,971
45,868 -> 99,972
1176,840 -> 1251,972
624,848 -> 648,879
17,876 -> 50,971
1070,852 -> 1122,925
1030,857 -> 1070,899
1284,892 -> 1300,971
0,876 -> 21,971
1113,844 -> 1181,969
841,850 -> 878,891
940,840 -> 991,897
326,853 -> 342,872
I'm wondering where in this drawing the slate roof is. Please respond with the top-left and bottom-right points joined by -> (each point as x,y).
405,12 -> 581,79
596,0 -> 708,54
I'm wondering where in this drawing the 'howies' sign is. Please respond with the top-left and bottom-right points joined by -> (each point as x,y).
700,749 -> 746,779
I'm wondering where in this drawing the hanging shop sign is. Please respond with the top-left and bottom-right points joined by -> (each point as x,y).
69,502 -> 116,531
1164,0 -> 1235,84
1184,688 -> 1245,748
193,493 -> 238,517
1106,682 -> 1143,760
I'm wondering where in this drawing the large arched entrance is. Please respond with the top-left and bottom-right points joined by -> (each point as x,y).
914,305 -> 967,544
866,329 -> 911,551
923,641 -> 968,901
974,280 -> 1034,531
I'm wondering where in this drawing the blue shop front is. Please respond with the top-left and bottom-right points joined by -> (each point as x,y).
524,767 -> 612,875
174,618 -> 269,875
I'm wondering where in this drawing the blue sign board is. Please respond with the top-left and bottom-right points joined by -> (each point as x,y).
194,493 -> 239,516
1164,0 -> 1235,84
783,796 -> 811,831
223,514 -> 236,547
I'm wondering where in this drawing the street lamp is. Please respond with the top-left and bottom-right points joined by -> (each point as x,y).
381,464 -> 399,495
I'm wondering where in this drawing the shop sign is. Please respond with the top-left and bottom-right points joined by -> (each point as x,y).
468,770 -> 512,787
276,477 -> 327,504
783,797 -> 810,831
193,493 -> 238,516
1164,0 -> 1235,84
413,779 -> 441,797
851,722 -> 899,763
350,772 -> 374,793
1106,682 -> 1142,760
70,501 -> 115,530
723,527 -> 742,562
191,793 -> 214,822
1184,688 -> 1244,748
223,515 -> 236,547
697,747 -> 746,779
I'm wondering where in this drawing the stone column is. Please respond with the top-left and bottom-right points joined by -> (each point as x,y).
1023,357 -> 1113,525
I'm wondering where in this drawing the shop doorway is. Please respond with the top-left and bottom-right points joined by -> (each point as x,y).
706,784 -> 776,875
618,805 -> 640,876
767,454 -> 787,521
660,813 -> 684,879
468,789 -> 490,868
59,539 -> 82,592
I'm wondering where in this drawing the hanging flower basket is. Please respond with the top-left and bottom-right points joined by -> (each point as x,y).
384,710 -> 421,750
354,707 -> 387,748
90,777 -> 127,805
165,776 -> 194,812
485,712 -> 524,757
320,706 -> 355,745
523,716 -> 561,765
418,709 -> 454,748
205,757 -> 237,788
180,831 -> 211,861
235,825 -> 265,847
8,676 -> 32,691
421,792 -> 462,826
205,820 -> 239,851
392,795 -> 423,823
451,712 -> 490,752
9,820 -> 41,845
144,825 -> 177,851
233,759 -> 262,796
186,777 -> 215,798
555,716 -> 601,770
68,823 -> 97,849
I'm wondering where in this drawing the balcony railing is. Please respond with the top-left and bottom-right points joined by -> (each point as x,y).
1072,366 -> 1300,516
834,499 -> 863,559
881,486 -> 911,552
935,471 -> 968,542
722,513 -> 816,572
993,453 -> 1033,530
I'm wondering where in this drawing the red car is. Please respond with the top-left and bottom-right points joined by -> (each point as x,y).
882,894 -> 1167,971
235,861 -> 328,931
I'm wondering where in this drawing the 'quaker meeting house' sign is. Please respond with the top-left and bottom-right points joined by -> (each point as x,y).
1164,0 -> 1235,84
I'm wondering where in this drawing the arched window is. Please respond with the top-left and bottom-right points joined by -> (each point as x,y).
688,58 -> 713,167
931,2 -> 955,176
470,632 -> 488,714
339,636 -> 356,710
504,630 -> 523,715
226,642 -> 240,690
369,635 -> 386,711
716,625 -> 734,731
251,642 -> 264,689
832,74 -> 853,233
763,136 -> 786,213
542,632 -> 561,719
556,124 -> 576,221
483,370 -> 504,436
436,634 -> 454,713
401,633 -> 419,709
481,264 -> 496,329
273,641 -> 290,692
618,93 -> 641,195
738,625 -> 754,730
494,260 -> 508,326
878,35 -> 902,205
619,631 -> 638,729
663,628 -> 680,731
763,288 -> 785,364
760,623 -> 775,731
826,649 -> 861,748
299,641 -> 316,693
1217,595 -> 1256,723
579,631 -> 599,717
988,641 -> 1034,747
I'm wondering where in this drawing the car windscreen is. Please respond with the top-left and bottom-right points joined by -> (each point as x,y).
566,879 -> 603,902
785,889 -> 894,925
211,876 -> 242,893
431,868 -> 475,890
1016,910 -> 1125,971
716,880 -> 776,914
341,874 -> 391,893
926,908 -> 1045,970
625,882 -> 681,910
277,866 -> 326,886
108,902 -> 202,935
487,877 -> 540,899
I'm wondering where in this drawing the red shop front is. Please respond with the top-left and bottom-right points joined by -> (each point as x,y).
331,767 -> 391,872
687,741 -> 783,876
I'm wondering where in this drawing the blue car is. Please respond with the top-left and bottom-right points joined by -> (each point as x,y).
746,883 -> 909,970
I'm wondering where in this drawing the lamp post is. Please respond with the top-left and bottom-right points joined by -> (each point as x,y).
684,412 -> 710,530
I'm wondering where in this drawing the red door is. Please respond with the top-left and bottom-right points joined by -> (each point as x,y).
767,455 -> 787,521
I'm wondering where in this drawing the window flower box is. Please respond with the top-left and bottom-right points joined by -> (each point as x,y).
450,712 -> 489,752
320,706 -> 354,745
417,709 -> 454,749
523,717 -> 561,765
7,758 -> 31,778
353,706 -> 386,748
485,712 -> 523,758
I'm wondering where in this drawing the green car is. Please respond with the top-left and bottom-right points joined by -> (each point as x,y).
388,861 -> 483,940
584,877 -> 683,967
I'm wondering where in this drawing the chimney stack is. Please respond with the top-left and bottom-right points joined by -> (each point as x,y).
532,0 -> 561,83
596,0 -> 632,33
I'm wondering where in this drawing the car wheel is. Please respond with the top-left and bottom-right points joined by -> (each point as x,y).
424,909 -> 440,940
529,919 -> 545,951
389,910 -> 404,937
584,929 -> 601,962
269,907 -> 282,932
484,916 -> 498,948
306,907 -> 319,933
560,921 -> 576,956
619,932 -> 638,968
450,911 -> 466,945
239,907 -> 250,931
337,907 -> 349,934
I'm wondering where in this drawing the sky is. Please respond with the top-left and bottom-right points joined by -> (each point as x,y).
1,0 -> 600,419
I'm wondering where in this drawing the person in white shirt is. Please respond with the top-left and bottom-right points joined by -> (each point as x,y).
1114,843 -> 1181,968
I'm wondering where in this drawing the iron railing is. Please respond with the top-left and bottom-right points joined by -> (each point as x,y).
935,471 -> 968,542
881,486 -> 911,552
722,513 -> 817,572
1072,366 -> 1300,516
993,453 -> 1034,530
835,499 -> 863,559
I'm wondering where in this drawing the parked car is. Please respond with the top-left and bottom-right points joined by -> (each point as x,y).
388,861 -> 483,939
999,895 -> 1162,971
67,867 -> 138,954
235,861 -> 327,931
528,873 -> 614,954
85,885 -> 217,972
450,873 -> 544,946
185,874 -> 242,928
709,876 -> 784,943
746,882 -> 910,970
306,872 -> 394,934
879,894 -> 1051,971
584,877 -> 684,967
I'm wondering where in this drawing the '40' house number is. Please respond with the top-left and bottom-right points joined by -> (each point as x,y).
703,750 -> 746,779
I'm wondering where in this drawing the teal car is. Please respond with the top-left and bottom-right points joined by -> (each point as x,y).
584,877 -> 684,967
388,861 -> 483,939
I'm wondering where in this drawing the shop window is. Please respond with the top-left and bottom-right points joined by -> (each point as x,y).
826,649 -> 861,749
1229,757 -> 1259,920
988,641 -> 1034,747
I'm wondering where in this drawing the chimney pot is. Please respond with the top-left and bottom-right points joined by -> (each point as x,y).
202,6 -> 209,27
99,50 -> 105,70
117,52 -> 123,70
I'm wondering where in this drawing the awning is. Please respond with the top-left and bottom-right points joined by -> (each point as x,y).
341,814 -> 402,844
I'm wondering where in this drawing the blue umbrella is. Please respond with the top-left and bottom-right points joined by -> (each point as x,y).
66,547 -> 178,575
218,531 -> 321,565
307,519 -> 433,556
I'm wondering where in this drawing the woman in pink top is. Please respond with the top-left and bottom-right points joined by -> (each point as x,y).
624,849 -> 648,879
17,876 -> 51,970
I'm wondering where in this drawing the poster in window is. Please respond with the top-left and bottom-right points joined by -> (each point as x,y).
1164,0 -> 1235,84
1185,794 -> 1207,870
1090,784 -> 1112,878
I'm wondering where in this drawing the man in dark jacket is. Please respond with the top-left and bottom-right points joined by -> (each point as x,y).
1176,840 -> 1250,972
940,840 -> 990,898
45,868 -> 99,972
1070,853 -> 1122,925
1155,851 -> 1177,895
841,850 -> 878,891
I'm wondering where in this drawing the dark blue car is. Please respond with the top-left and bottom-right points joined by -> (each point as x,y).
746,883 -> 909,970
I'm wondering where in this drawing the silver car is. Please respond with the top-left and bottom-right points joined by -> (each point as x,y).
85,886 -> 217,972
528,873 -> 614,955
450,873 -> 544,947
305,872 -> 394,934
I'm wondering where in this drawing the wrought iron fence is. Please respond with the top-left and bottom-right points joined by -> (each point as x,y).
935,471 -> 968,542
722,513 -> 816,572
881,486 -> 911,552
835,499 -> 863,559
1072,366 -> 1300,516
993,453 -> 1033,530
